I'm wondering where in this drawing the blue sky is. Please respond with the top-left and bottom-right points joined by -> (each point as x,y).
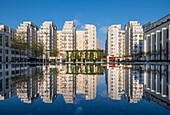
0,0 -> 170,49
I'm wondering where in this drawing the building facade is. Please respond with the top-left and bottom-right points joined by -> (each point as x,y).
106,25 -> 125,61
17,22 -> 38,58
124,21 -> 143,61
0,25 -> 16,63
84,24 -> 97,50
56,21 -> 76,60
143,14 -> 170,61
38,21 -> 57,60
76,30 -> 85,50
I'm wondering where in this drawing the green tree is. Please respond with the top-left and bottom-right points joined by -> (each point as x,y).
90,51 -> 94,61
75,51 -> 80,61
11,33 -> 28,62
85,50 -> 88,61
66,51 -> 69,62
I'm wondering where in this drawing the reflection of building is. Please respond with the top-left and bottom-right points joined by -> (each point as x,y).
0,64 -> 29,101
15,67 -> 39,103
57,65 -> 76,103
38,65 -> 57,103
56,64 -> 99,103
105,65 -> 143,103
0,64 -> 100,104
16,77 -> 38,103
0,63 -> 170,111
84,75 -> 98,100
125,66 -> 143,103
105,65 -> 125,100
0,64 -> 13,100
143,65 -> 170,110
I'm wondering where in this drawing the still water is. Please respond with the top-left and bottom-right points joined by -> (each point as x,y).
0,64 -> 170,115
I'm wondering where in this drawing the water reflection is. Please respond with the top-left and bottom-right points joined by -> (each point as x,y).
105,64 -> 170,110
106,65 -> 143,103
0,64 -> 169,111
143,65 -> 170,110
0,64 -> 102,104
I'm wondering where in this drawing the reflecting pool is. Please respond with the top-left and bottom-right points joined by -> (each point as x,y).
0,64 -> 170,114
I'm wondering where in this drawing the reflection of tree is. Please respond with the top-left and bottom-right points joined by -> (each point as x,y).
66,64 -> 104,75
50,48 -> 59,62
12,67 -> 43,86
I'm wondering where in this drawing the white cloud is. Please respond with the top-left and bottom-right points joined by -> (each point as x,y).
80,25 -> 85,29
99,26 -> 107,34
73,19 -> 81,26
73,19 -> 85,30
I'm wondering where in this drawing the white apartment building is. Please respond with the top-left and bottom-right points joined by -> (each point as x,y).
75,24 -> 98,50
0,25 -> 15,63
56,31 -> 62,51
84,24 -> 97,50
38,21 -> 57,60
0,25 -> 28,64
106,25 -> 125,61
124,21 -> 143,60
143,14 -> 170,61
17,22 -> 38,58
76,30 -> 85,50
56,21 -> 76,61
59,21 -> 76,52
96,38 -> 99,49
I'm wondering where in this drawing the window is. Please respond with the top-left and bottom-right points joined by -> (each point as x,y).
6,57 -> 8,62
0,80 -> 2,91
6,64 -> 8,68
6,71 -> 8,75
5,50 -> 8,54
5,35 -> 9,47
160,32 -> 162,41
0,34 -> 2,45
167,29 -> 169,39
